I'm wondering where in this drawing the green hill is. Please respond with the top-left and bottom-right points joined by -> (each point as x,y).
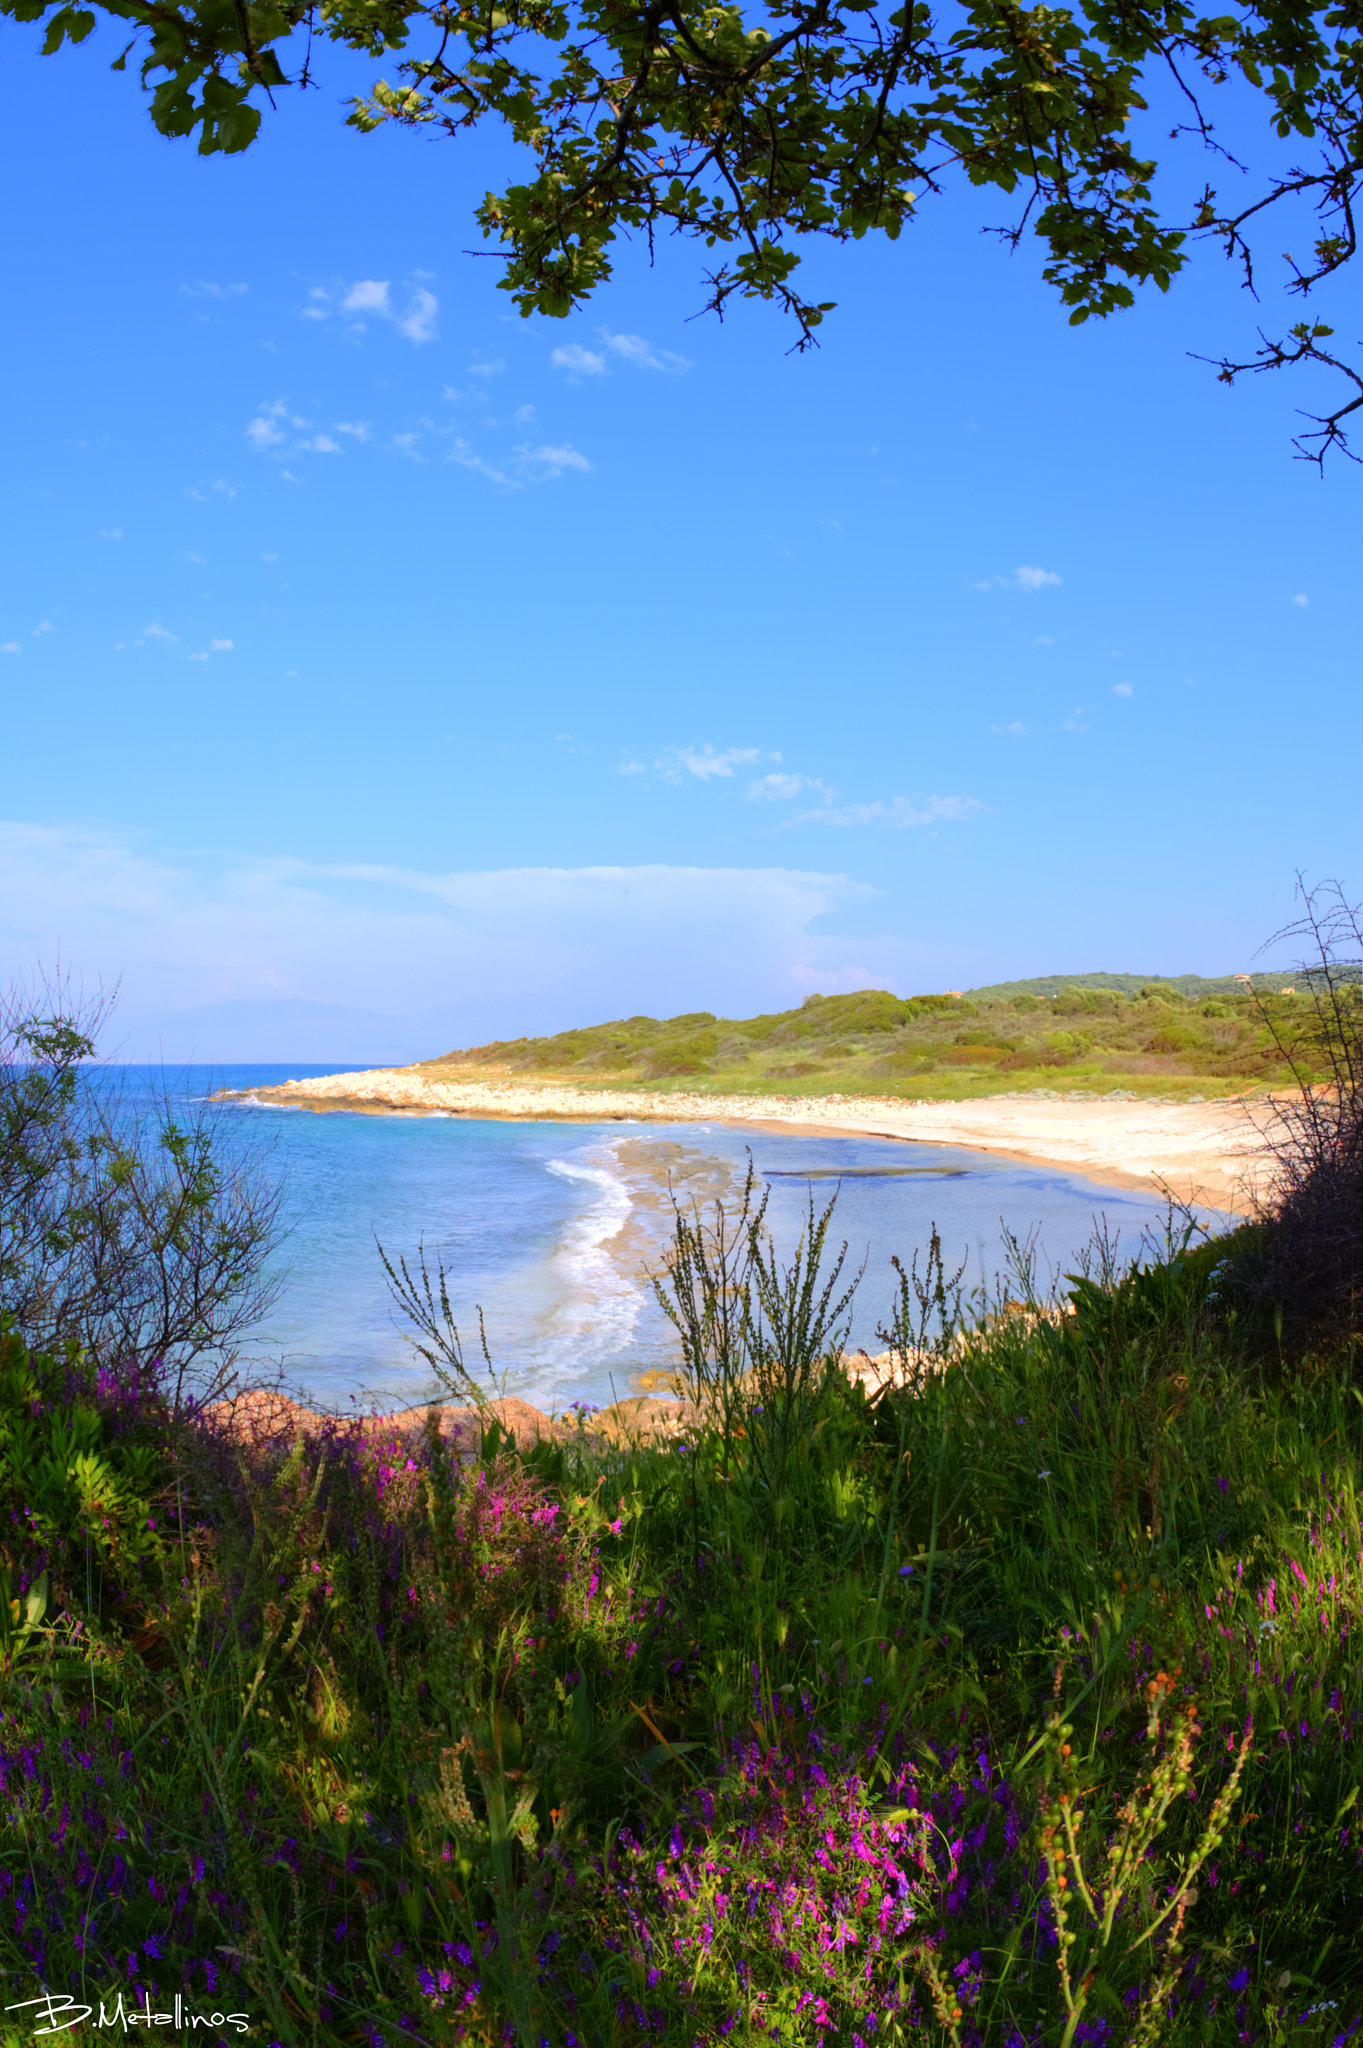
415,976 -> 1313,1103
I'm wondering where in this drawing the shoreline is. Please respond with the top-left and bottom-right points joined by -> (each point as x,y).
221,1068 -> 1280,1215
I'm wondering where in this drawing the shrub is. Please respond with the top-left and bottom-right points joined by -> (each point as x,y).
1231,878 -> 1363,1347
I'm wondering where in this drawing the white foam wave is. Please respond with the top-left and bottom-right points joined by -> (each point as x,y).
540,1155 -> 641,1367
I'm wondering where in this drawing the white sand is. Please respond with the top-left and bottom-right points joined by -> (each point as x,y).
229,1068 -> 1284,1213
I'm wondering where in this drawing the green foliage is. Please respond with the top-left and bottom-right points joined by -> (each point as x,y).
1,979 -> 283,1408
0,1319 -> 178,1631
6,0 -> 1363,446
420,975 -> 1294,1100
3,1205 -> 1362,2041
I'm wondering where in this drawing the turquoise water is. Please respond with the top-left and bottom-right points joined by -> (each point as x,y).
115,1067 -> 1224,1414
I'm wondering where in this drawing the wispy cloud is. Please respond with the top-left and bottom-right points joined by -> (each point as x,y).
341,279 -> 391,315
1292,593 -> 1309,607
519,442 -> 590,479
746,771 -> 833,802
187,636 -> 234,664
1014,565 -> 1062,591
552,331 -> 691,377
1111,682 -> 1133,698
552,344 -> 607,378
602,330 -> 691,372
468,358 -> 504,377
99,528 -> 123,541
447,439 -> 507,485
667,745 -> 763,783
334,421 -> 371,442
396,287 -> 438,343
248,403 -> 353,459
181,282 -> 247,300
306,278 -> 440,344
141,622 -> 177,645
32,621 -> 54,637
989,722 -> 1027,737
443,437 -> 591,487
246,399 -> 306,451
0,820 -> 879,1057
793,794 -> 983,829
1,643 -> 19,656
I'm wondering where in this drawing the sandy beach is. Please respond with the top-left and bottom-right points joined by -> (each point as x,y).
226,1067 -> 1282,1215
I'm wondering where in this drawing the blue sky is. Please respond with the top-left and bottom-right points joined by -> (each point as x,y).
2,23 -> 1357,1061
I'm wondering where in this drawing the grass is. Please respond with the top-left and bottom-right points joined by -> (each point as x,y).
409,980 -> 1316,1104
1,1200 -> 1361,2047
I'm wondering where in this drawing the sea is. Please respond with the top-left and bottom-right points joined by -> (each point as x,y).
110,1066 -> 1230,1416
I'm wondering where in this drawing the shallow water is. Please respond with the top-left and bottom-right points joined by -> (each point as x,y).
108,1067 -> 1228,1414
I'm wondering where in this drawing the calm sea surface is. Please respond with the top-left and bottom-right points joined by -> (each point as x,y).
111,1066 -> 1227,1414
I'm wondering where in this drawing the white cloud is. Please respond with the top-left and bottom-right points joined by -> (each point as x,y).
248,400 -> 318,452
602,330 -> 691,372
746,772 -> 832,802
990,722 -> 1027,737
1112,682 -> 1133,697
33,621 -> 54,636
142,621 -> 178,644
182,282 -> 248,300
1293,593 -> 1310,607
447,438 -> 507,486
551,344 -> 607,377
334,422 -> 371,442
396,287 -> 439,344
519,442 -> 590,478
1014,565 -> 1062,591
793,794 -> 983,829
316,278 -> 439,343
618,761 -> 649,776
342,279 -> 392,315
514,404 -> 535,423
0,820 -> 879,1058
670,745 -> 763,783
188,652 -> 209,662
1,643 -> 19,656
393,432 -> 425,462
247,414 -> 285,450
468,358 -> 505,377
210,638 -> 234,652
99,528 -> 123,541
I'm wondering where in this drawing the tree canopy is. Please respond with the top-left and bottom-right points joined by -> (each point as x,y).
8,0 -> 1362,457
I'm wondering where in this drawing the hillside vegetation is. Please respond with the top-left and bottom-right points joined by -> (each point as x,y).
418,975 -> 1318,1101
